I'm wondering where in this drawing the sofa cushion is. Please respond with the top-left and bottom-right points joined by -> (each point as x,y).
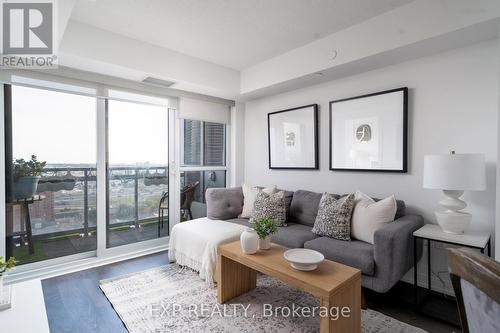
271,223 -> 317,249
342,194 -> 405,219
289,190 -> 333,227
375,197 -> 405,219
304,237 -> 375,275
225,218 -> 252,228
351,191 -> 397,244
241,184 -> 277,218
256,186 -> 294,218
279,189 -> 294,219
250,190 -> 287,226
395,200 -> 406,219
312,193 -> 355,241
206,187 -> 243,220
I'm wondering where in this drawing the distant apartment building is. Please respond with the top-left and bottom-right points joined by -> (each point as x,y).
182,120 -> 226,204
30,191 -> 55,221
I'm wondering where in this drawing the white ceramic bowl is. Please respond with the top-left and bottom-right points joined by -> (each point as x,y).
283,248 -> 325,271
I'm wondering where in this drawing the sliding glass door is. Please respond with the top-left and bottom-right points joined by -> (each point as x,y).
106,98 -> 169,248
3,82 -> 173,267
5,85 -> 97,265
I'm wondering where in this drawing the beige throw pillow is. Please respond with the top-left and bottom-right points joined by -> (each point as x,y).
351,191 -> 397,244
241,184 -> 277,218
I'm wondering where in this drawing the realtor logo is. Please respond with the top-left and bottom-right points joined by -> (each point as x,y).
1,0 -> 57,68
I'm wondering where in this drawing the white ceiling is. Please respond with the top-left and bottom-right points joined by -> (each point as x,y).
70,0 -> 415,70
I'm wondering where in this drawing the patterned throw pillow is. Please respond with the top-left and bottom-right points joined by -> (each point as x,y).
240,184 -> 277,218
250,190 -> 287,226
312,193 -> 355,241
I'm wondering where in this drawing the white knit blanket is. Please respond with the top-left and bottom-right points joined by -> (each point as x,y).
168,217 -> 246,283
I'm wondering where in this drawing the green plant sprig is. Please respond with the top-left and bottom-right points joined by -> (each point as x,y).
253,217 -> 278,239
0,256 -> 17,275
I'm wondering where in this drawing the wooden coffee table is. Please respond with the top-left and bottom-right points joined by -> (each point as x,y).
217,241 -> 361,333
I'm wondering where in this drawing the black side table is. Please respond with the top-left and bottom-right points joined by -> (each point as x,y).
8,195 -> 46,255
413,224 -> 491,326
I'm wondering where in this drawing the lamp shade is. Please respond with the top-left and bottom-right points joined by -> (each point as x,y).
423,153 -> 486,191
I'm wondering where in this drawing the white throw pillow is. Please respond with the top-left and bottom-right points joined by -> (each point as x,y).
241,184 -> 277,218
351,191 -> 397,244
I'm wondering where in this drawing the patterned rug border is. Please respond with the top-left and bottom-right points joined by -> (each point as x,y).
99,288 -> 131,333
99,265 -> 185,333
100,265 -> 173,286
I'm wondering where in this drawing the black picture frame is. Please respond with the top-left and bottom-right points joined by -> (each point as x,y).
268,104 -> 319,170
329,87 -> 408,173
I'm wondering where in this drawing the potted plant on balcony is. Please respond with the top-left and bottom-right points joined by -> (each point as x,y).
13,155 -> 46,199
253,217 -> 278,250
0,256 -> 16,297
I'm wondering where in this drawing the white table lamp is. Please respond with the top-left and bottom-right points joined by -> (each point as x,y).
423,152 -> 486,234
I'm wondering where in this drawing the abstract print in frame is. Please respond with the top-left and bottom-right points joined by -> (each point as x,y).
329,88 -> 408,172
268,104 -> 318,169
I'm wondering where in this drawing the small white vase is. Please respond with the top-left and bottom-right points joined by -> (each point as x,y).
0,275 -> 3,297
259,236 -> 271,250
240,228 -> 259,254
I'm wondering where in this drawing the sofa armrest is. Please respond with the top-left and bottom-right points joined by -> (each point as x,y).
206,187 -> 244,220
372,214 -> 424,292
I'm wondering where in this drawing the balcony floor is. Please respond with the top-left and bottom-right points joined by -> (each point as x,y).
108,222 -> 169,248
9,222 -> 170,265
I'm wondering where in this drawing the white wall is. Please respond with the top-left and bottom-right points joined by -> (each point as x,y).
230,103 -> 245,187
244,39 -> 499,293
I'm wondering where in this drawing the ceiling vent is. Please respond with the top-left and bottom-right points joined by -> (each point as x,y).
142,77 -> 176,88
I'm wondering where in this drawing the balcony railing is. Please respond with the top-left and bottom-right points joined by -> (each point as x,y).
17,165 -> 169,240
6,165 -> 170,264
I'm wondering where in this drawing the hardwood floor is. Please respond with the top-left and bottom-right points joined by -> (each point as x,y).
42,251 -> 460,333
42,251 -> 169,333
365,283 -> 461,333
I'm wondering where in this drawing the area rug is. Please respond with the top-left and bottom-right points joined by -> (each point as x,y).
100,265 -> 427,333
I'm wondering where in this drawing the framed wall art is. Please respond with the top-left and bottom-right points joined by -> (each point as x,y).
329,87 -> 408,172
268,104 -> 318,169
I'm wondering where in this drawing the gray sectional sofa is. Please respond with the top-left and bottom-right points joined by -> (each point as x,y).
206,187 -> 423,293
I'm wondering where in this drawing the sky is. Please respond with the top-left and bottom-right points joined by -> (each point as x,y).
12,85 -> 169,166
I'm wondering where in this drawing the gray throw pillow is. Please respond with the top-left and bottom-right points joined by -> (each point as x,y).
312,193 -> 355,240
250,190 -> 287,226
